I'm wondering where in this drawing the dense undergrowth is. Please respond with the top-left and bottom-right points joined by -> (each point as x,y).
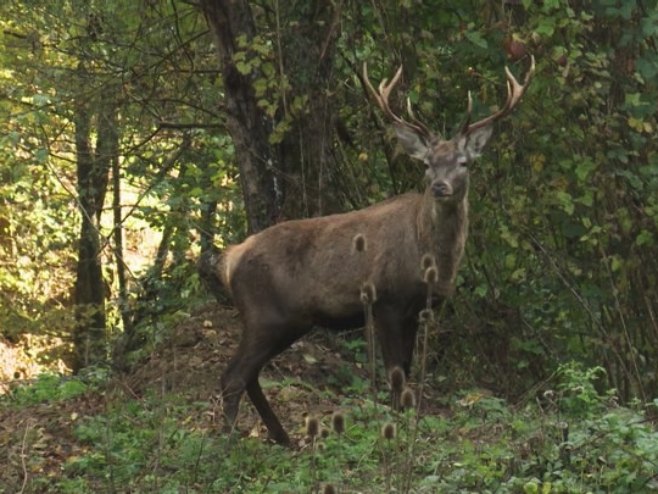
2,356 -> 657,493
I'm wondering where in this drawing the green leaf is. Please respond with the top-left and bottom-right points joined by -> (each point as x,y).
253,77 -> 268,96
474,284 -> 488,297
635,230 -> 654,246
576,190 -> 593,207
535,19 -> 556,37
269,120 -> 291,145
556,191 -> 575,216
610,255 -> 623,272
575,159 -> 595,181
235,60 -> 252,75
464,30 -> 488,49
499,225 -> 519,248
637,56 -> 658,81
625,92 -> 642,107
35,148 -> 49,163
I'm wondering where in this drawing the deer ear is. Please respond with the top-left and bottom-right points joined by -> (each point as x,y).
457,125 -> 493,161
394,124 -> 430,163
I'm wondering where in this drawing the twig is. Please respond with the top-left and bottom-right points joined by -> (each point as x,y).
18,420 -> 33,494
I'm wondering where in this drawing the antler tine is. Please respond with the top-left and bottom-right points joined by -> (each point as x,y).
466,55 -> 535,133
405,98 -> 435,138
378,65 -> 403,105
363,62 -> 433,139
363,62 -> 400,124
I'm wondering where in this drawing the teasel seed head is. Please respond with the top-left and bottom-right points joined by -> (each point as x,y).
381,422 -> 397,441
423,265 -> 438,284
353,233 -> 366,253
305,416 -> 320,438
360,281 -> 377,304
331,411 -> 345,435
322,483 -> 337,494
421,253 -> 436,271
388,366 -> 406,395
419,308 -> 434,323
401,387 -> 416,409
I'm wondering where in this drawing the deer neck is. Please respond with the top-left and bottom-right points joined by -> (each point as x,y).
417,188 -> 469,296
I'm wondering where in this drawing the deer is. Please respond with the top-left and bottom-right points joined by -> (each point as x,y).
198,56 -> 535,446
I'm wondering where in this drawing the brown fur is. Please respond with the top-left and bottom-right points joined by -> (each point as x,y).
204,186 -> 469,446
219,190 -> 465,326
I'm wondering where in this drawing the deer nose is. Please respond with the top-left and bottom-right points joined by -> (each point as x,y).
431,181 -> 452,198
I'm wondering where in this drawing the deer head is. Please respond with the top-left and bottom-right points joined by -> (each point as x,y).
363,56 -> 535,203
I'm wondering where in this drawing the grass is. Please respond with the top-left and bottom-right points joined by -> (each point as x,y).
1,361 -> 658,493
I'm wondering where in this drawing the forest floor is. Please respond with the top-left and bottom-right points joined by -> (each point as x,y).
0,302 -> 446,492
2,303 -> 657,493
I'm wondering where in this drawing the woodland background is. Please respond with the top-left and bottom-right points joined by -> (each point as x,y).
1,1 -> 658,492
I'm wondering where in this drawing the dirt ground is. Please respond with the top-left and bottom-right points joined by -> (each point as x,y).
2,302 -> 444,488
124,302 -> 379,438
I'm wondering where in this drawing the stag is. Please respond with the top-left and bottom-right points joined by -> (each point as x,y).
199,57 -> 534,445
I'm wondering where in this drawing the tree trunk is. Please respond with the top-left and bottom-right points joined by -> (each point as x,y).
199,0 -> 342,231
200,0 -> 279,233
276,1 -> 341,218
112,153 -> 132,337
71,63 -> 119,371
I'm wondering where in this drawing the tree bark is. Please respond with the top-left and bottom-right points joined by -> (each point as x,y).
276,1 -> 342,218
199,0 -> 342,231
112,153 -> 132,338
71,62 -> 119,371
200,0 -> 279,233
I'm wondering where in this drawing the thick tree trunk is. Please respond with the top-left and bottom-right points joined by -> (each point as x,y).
200,0 -> 342,231
200,0 -> 279,233
72,104 -> 107,371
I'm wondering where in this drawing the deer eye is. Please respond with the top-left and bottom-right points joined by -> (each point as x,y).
457,155 -> 468,167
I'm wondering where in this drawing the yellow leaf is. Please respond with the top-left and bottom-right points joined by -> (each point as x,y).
529,153 -> 545,173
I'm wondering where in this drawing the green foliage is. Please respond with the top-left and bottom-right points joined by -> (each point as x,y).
0,0 -> 242,367
555,362 -> 609,418
334,0 -> 658,401
5,372 -> 95,406
8,364 -> 656,493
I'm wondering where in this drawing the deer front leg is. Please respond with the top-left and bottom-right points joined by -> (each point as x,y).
374,306 -> 418,409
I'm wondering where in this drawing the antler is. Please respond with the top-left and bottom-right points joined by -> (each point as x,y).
462,55 -> 535,134
363,62 -> 434,140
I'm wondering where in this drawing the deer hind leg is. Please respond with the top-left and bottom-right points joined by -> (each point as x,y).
374,307 -> 418,409
220,319 -> 305,446
246,378 -> 290,445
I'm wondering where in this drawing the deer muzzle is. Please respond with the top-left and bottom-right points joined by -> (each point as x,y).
431,180 -> 453,199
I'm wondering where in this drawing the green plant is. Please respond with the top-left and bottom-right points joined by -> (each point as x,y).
6,373 -> 90,406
